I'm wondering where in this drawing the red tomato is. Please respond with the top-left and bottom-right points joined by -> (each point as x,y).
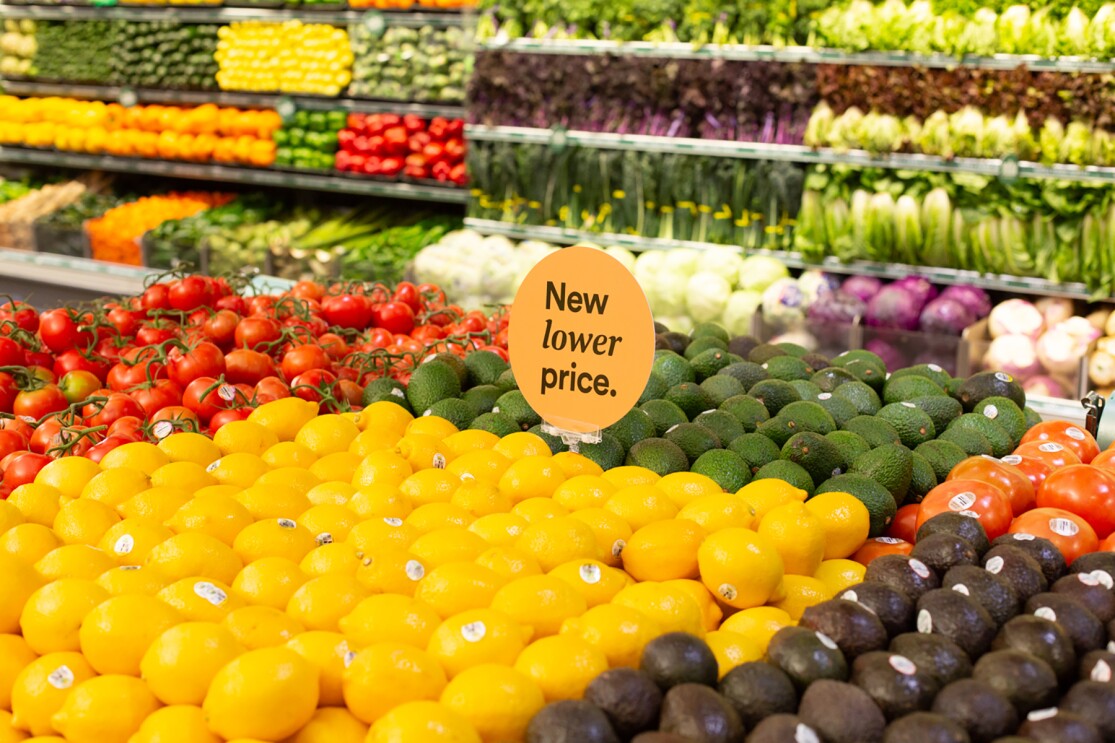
13,384 -> 68,420
0,300 -> 38,333
1035,464 -> 1115,538
29,419 -> 64,456
852,537 -> 913,566
1100,532 -> 1115,551
1000,453 -> 1052,496
225,349 -> 278,386
373,301 -> 416,335
208,406 -> 253,433
52,349 -> 110,384
202,310 -> 240,349
0,417 -> 34,442
83,393 -> 145,429
281,344 -> 331,380
168,276 -> 214,312
215,294 -> 245,314
106,307 -> 140,338
321,294 -> 373,330
1009,507 -> 1098,564
130,380 -> 183,419
289,281 -> 325,303
948,455 -> 1036,516
1091,449 -> 1115,468
254,377 -> 291,404
290,369 -> 338,403
136,323 -> 178,348
317,333 -> 350,362
1020,421 -> 1100,464
246,296 -> 276,317
234,317 -> 282,351
888,504 -> 920,544
335,379 -> 363,410
59,370 -> 102,404
0,336 -> 24,367
0,429 -> 27,461
916,479 -> 1014,541
3,451 -> 50,487
1013,440 -> 1082,471
38,309 -> 90,353
0,372 -> 17,414
86,434 -> 134,464
393,282 -> 422,312
107,416 -> 145,441
140,283 -> 171,311
150,405 -> 200,433
167,342 -> 226,388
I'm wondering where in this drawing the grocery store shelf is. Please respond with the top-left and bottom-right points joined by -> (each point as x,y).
0,146 -> 469,203
466,125 -> 1115,184
0,80 -> 466,119
464,218 -> 1099,300
0,4 -> 461,25
476,37 -> 1115,73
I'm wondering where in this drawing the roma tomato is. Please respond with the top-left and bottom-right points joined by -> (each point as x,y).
225,349 -> 277,386
167,342 -> 226,388
852,537 -> 913,566
1020,421 -> 1100,464
1035,464 -> 1115,538
13,385 -> 68,420
916,479 -> 1013,540
1013,441 -> 1082,471
1009,507 -> 1098,564
59,370 -> 102,404
948,455 -> 1036,516
321,294 -> 373,330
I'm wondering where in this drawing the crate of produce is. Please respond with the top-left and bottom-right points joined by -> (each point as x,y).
1,178 -> 104,253
33,189 -> 125,258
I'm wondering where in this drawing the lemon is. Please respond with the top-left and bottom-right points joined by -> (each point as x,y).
396,433 -> 453,471
145,532 -> 243,585
697,527 -> 784,610
128,704 -> 221,743
0,634 -> 37,710
306,481 -> 356,507
676,493 -> 756,532
338,594 -> 441,648
441,430 -> 498,457
351,451 -> 413,489
342,643 -> 447,724
604,485 -> 678,531
347,484 -> 411,520
347,517 -> 419,555
560,604 -> 659,669
655,472 -> 724,508
95,566 -> 169,597
491,575 -> 587,638
406,503 -> 473,533
0,524 -> 61,566
770,575 -> 834,620
157,432 -> 221,466
622,519 -> 707,582
140,621 -> 244,705
284,631 -> 354,709
804,491 -> 872,560
514,635 -> 608,702
758,502 -> 827,576
203,647 -> 319,741
307,452 -> 361,483
207,453 -> 270,488
366,700 -> 480,743
445,450 -> 511,485
414,563 -> 503,619
348,429 -> 402,458
548,559 -> 628,607
157,578 -> 243,622
467,514 -> 527,547
165,494 -> 253,547
51,673 -> 160,743
0,709 -> 21,743
296,415 -> 360,457
119,486 -> 192,524
566,509 -> 631,569
300,542 -> 360,577
719,606 -> 794,651
450,480 -> 511,518
10,652 -> 97,735
409,527 -> 487,568
231,557 -> 307,610
286,574 -> 365,632
233,518 -> 317,564
516,517 -> 600,572
353,547 -> 426,597
497,456 -> 565,504
426,609 -> 527,679
79,468 -> 149,510
611,581 -> 706,636
34,458 -> 101,501
705,630 -> 764,678
7,484 -> 63,528
248,398 -> 319,442
399,470 -> 461,509
440,664 -> 545,743
600,465 -> 659,489
510,498 -> 569,524
149,461 -> 216,493
813,558 -> 867,595
492,432 -> 552,460
285,707 -> 368,743
298,504 -> 357,544
551,475 -> 616,511
223,605 -> 304,649
736,479 -> 808,520
214,420 -> 280,457
404,415 -> 458,440
98,518 -> 174,567
357,401 -> 413,436
473,546 -> 541,582
19,579 -> 108,655
262,441 -> 318,469
550,451 -> 604,478
99,442 -> 169,476
78,593 -> 181,676
34,544 -> 114,581
234,483 -> 311,522
255,467 -> 323,498
0,501 -> 25,536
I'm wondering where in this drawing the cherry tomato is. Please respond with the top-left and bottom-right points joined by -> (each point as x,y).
13,384 -> 68,420
852,537 -> 913,566
167,342 -> 226,388
373,301 -> 415,335
321,294 -> 373,330
3,451 -> 51,488
1020,421 -> 1100,464
948,455 -> 1036,516
234,317 -> 282,351
1009,507 -> 1098,564
1035,463 -> 1115,538
916,479 -> 1014,541
225,349 -> 278,386
888,504 -> 920,544
59,370 -> 102,404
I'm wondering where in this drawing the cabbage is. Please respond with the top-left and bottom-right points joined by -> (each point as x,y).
865,338 -> 905,370
686,272 -> 733,323
797,271 -> 841,308
633,251 -> 666,288
1036,325 -> 1089,375
663,248 -> 701,278
983,334 -> 1043,378
892,276 -> 937,307
722,291 -> 763,336
604,246 -> 637,272
762,278 -> 806,330
988,298 -> 1044,339
653,271 -> 688,316
865,285 -> 923,330
841,275 -> 883,301
737,255 -> 790,292
1023,375 -> 1068,398
697,248 -> 745,285
919,297 -> 976,335
807,290 -> 866,324
939,286 -> 992,318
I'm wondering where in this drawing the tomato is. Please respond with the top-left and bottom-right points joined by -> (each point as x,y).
916,479 -> 1014,540
83,393 -> 145,429
107,416 -> 145,441
130,379 -> 183,418
254,376 -> 291,404
0,417 -> 34,442
1100,532 -> 1115,551
106,307 -> 140,338
0,372 -> 17,414
289,281 -> 325,303
150,406 -> 200,433
0,430 -> 27,461
336,379 -> 363,410
168,276 -> 214,312
246,296 -> 276,317
1013,440 -> 1082,470
393,282 -> 422,312
0,336 -> 24,368
52,349 -> 110,383
140,283 -> 171,311
0,300 -> 38,334
13,384 -> 68,420
948,455 -> 1036,516
234,317 -> 282,351
290,369 -> 339,403
225,349 -> 278,386
1020,421 -> 1100,464
183,378 -> 250,422
3,451 -> 50,488
136,322 -> 178,347
373,301 -> 415,335
38,309 -> 90,353
1009,507 -> 1098,564
316,333 -> 350,362
321,294 -> 373,330
167,342 -> 226,388
852,537 -> 913,566
201,309 -> 240,349
888,503 -> 920,543
86,434 -> 134,464
479,344 -> 509,362
59,370 -> 102,404
281,344 -> 331,380
29,419 -> 64,455
1034,463 -> 1115,538
208,407 -> 253,433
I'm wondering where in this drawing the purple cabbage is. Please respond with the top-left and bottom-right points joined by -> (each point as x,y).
866,286 -> 924,331
841,275 -> 883,302
865,338 -> 906,370
939,285 -> 992,319
807,290 -> 866,324
918,297 -> 978,336
891,276 -> 938,307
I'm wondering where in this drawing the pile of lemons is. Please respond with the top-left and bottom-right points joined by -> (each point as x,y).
0,398 -> 871,743
215,21 -> 353,96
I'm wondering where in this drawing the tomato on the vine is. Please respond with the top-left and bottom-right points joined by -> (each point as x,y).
281,344 -> 332,380
168,276 -> 214,312
321,294 -> 373,330
38,309 -> 91,353
234,317 -> 282,351
254,376 -> 291,404
208,407 -> 253,433
53,349 -> 110,383
0,300 -> 38,334
3,451 -> 51,487
373,301 -> 416,335
13,384 -> 68,420
84,393 -> 145,429
290,369 -> 339,404
59,370 -> 102,404
225,349 -> 278,386
167,342 -> 226,388
130,379 -> 184,418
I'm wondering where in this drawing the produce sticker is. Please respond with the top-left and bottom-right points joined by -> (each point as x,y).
509,245 -> 654,435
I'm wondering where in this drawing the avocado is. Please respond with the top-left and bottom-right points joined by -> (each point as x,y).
826,430 -> 872,464
717,662 -> 798,730
832,351 -> 887,391
973,396 -> 1028,447
632,732 -> 691,743
937,427 -> 994,457
865,556 -> 942,605
907,395 -> 964,435
1025,593 -> 1106,656
716,362 -> 768,392
756,417 -> 800,448
797,680 -> 886,743
665,423 -> 722,464
990,534 -> 1066,585
462,384 -> 502,416
728,433 -> 782,476
812,367 -> 859,392
654,353 -> 697,387
941,564 -> 1020,627
802,353 -> 831,370
685,335 -> 728,361
753,460 -> 815,496
876,403 -> 936,448
972,649 -> 1059,715
799,599 -> 889,660
918,513 -> 991,556
691,322 -> 730,343
1018,708 -> 1102,743
1052,573 -> 1115,622
525,700 -> 621,743
914,440 -> 970,484
626,438 -> 690,476
850,650 -> 939,720
691,450 -> 751,493
665,383 -> 715,420
406,360 -> 461,413
1080,650 -> 1115,683
850,444 -> 913,504
1062,680 -> 1115,741
764,355 -> 814,382
496,389 -> 542,430
638,373 -> 670,406
992,615 -> 1077,686
956,371 -> 1026,412
916,588 -> 997,659
690,348 -> 734,382
814,474 -> 897,538
745,715 -> 819,743
890,363 -> 953,387
700,376 -> 747,407
931,678 -> 1018,743
883,375 -> 947,405
1023,406 -> 1043,428
642,400 -> 691,437
464,350 -> 509,387
470,411 -> 522,437
749,343 -> 788,364
428,398 -> 477,429
889,633 -> 972,687
837,582 -> 915,639
640,633 -> 719,690
775,342 -> 810,358
813,392 -> 863,428
658,333 -> 690,355
880,712 -> 969,743
658,683 -> 745,743
789,379 -> 821,402
782,432 -> 847,486
603,409 -> 657,451
527,425 -> 569,455
362,377 -> 412,411
946,414 -> 1013,457
831,380 -> 883,417
842,416 -> 902,449
983,545 -> 1048,602
747,379 -> 801,416
908,453 -> 938,503
1068,551 -> 1115,578
910,533 -> 979,576
694,410 -> 745,448
579,434 -> 626,471
718,395 -> 771,433
777,401 -> 838,435
765,626 -> 850,692
585,668 -> 662,741
727,335 -> 761,360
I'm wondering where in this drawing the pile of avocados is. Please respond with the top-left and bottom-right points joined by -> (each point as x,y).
524,513 -> 1115,743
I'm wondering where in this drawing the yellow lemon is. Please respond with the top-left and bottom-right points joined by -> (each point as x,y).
145,532 -> 243,585
157,432 -> 221,467
342,643 -> 447,724
340,593 -> 439,649
285,706 -> 367,743
255,467 -> 322,498
34,458 -> 101,501
262,441 -> 317,469
404,415 -> 458,440
604,485 -> 678,531
736,479 -> 807,520
0,709 -> 26,742
655,472 -> 724,508
140,621 -> 244,705
99,442 -> 169,476
9,652 -> 96,735
223,605 -> 304,649
214,420 -> 279,457
493,432 -> 552,460
202,647 -> 319,741
498,456 -> 565,504
51,674 -> 159,743
354,547 -> 427,597
406,503 -> 473,533
473,546 -> 541,582
560,604 -> 661,669
446,450 -> 511,485
286,574 -> 365,632
128,704 -> 221,743
551,475 -> 616,511
601,466 -> 660,489
8,484 -> 63,528
33,544 -> 114,581
510,498 -> 568,524
366,700 -> 479,743
697,528 -> 784,609
94,566 -> 169,597
719,606 -> 794,651
79,468 -> 149,510
548,559 -> 628,607
442,430 -> 499,457
98,518 -> 173,567
19,579 -> 108,654
705,630 -> 764,678
347,517 -> 420,555
758,502 -> 827,576
298,504 -> 357,544
231,557 -> 308,610
248,398 -> 319,442
409,527 -> 488,568
676,493 -> 756,532
0,634 -> 37,710
516,517 -> 600,572
149,461 -> 216,493
399,470 -> 461,508
78,593 -> 182,675
770,575 -> 833,620
307,451 -> 361,483
440,664 -> 544,743
813,558 -> 867,595
611,581 -> 706,637
395,433 -> 453,471
804,491 -> 872,560
426,609 -> 527,678
348,428 -> 402,458
156,578 -> 243,622
356,401 -> 414,435
234,483 -> 311,522
490,575 -> 586,638
550,451 -> 604,478
450,480 -> 511,518
514,635 -> 608,702
0,524 -> 60,565
285,631 -> 354,709
0,500 -> 25,535
622,519 -> 707,582
118,486 -> 191,523
300,542 -> 360,577
347,484 -> 411,520
467,514 -> 527,546
306,481 -> 356,507
233,518 -> 317,564
351,450 -> 413,489
414,562 -> 503,619
165,494 -> 253,547
207,453 -> 270,489
662,579 -> 723,632
566,508 -> 631,568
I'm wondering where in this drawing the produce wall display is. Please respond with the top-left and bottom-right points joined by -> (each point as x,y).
214,21 -> 353,95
